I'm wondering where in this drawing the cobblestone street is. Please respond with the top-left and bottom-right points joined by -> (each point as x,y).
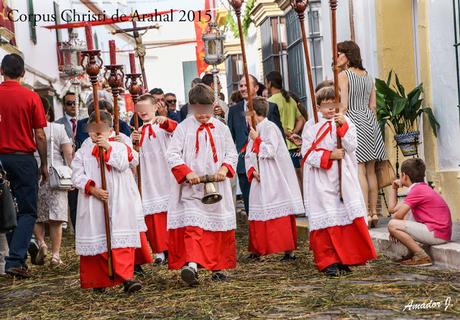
1,216 -> 459,319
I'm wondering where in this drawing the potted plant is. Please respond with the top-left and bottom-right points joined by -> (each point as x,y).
376,71 -> 440,157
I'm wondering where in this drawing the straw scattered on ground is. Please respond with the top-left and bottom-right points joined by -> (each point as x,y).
1,215 -> 460,319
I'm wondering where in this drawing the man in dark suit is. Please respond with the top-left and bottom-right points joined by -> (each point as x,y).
55,91 -> 77,139
55,91 -> 78,231
227,75 -> 284,214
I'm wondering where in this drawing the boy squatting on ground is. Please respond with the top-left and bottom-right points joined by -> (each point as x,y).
387,158 -> 452,266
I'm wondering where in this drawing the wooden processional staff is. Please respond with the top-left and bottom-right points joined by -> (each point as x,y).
291,0 -> 319,123
81,25 -> 114,279
330,0 -> 344,200
125,53 -> 144,196
228,0 -> 257,129
104,40 -> 125,136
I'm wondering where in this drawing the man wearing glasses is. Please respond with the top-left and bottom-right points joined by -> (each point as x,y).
165,93 -> 181,123
56,91 -> 78,140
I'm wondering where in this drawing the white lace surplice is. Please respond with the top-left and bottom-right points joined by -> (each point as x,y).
301,117 -> 367,231
72,140 -> 143,256
166,117 -> 238,231
139,121 -> 175,215
245,119 -> 305,221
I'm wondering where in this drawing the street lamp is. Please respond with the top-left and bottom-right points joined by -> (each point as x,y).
203,22 -> 226,106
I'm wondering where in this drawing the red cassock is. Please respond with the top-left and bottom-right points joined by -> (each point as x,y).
80,248 -> 135,289
309,217 -> 377,271
249,215 -> 298,256
134,232 -> 153,265
168,226 -> 236,271
145,212 -> 168,254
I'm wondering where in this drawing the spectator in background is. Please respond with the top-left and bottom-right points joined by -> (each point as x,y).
179,78 -> 202,122
31,98 -> 73,267
0,54 -> 48,278
165,92 -> 181,122
230,90 -> 243,107
55,91 -> 78,235
201,73 -> 228,122
227,74 -> 284,214
266,71 -> 306,176
55,91 -> 78,140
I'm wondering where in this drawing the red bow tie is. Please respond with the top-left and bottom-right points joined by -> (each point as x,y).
91,145 -> 111,171
196,122 -> 218,163
139,124 -> 156,147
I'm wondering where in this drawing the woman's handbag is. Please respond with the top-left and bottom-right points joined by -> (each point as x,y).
49,123 -> 73,191
0,161 -> 18,232
376,160 -> 396,189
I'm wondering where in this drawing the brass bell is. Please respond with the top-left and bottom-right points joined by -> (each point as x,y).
202,180 -> 222,205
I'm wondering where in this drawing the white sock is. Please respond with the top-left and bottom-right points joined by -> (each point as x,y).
155,252 -> 165,261
188,262 -> 198,272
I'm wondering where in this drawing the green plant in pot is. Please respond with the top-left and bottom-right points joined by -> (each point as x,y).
375,71 -> 440,157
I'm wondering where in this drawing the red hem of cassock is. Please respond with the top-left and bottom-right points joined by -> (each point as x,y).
249,215 -> 298,256
145,212 -> 168,254
80,248 -> 135,289
134,232 -> 153,265
168,226 -> 236,271
309,217 -> 377,271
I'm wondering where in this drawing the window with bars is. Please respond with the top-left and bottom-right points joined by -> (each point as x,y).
225,54 -> 243,101
285,1 -> 323,105
261,16 -> 287,77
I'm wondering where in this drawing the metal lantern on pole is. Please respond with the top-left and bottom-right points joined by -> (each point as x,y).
59,31 -> 87,118
203,22 -> 226,108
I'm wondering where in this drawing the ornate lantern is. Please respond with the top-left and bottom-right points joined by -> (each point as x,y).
58,31 -> 87,118
203,22 -> 226,66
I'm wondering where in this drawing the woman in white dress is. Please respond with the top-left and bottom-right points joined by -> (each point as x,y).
34,99 -> 73,266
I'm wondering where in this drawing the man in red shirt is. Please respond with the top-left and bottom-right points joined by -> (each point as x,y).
0,53 -> 48,278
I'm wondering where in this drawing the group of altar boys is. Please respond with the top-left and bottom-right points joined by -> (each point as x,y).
72,81 -> 377,293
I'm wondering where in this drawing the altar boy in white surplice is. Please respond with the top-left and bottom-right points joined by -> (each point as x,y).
166,84 -> 238,286
301,86 -> 376,277
244,97 -> 304,260
72,111 -> 143,293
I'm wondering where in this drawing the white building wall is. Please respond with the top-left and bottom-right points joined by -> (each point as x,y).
427,0 -> 460,170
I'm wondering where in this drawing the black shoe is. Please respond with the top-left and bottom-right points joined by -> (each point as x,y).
93,288 -> 106,293
322,263 -> 340,277
211,272 -> 229,282
5,266 -> 31,279
28,240 -> 39,265
281,253 -> 297,262
134,265 -> 145,277
181,266 -> 199,286
154,257 -> 164,265
338,264 -> 352,273
123,279 -> 142,293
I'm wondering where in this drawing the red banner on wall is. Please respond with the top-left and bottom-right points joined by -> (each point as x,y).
194,0 -> 211,76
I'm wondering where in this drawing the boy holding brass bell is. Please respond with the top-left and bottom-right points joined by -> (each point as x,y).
166,84 -> 238,286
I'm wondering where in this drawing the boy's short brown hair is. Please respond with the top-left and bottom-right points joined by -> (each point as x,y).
188,83 -> 214,105
138,93 -> 156,104
401,158 -> 426,183
316,86 -> 336,106
252,96 -> 269,117
88,110 -> 113,128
